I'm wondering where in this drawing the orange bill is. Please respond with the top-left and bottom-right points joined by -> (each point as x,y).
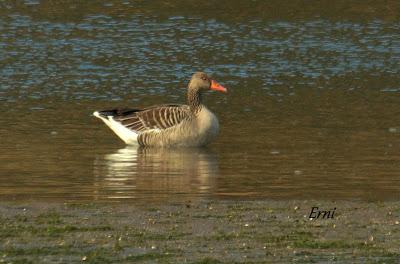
210,80 -> 227,93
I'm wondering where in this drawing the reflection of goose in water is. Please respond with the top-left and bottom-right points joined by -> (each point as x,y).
93,146 -> 218,201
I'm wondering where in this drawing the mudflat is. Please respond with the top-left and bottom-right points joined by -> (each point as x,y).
0,200 -> 399,263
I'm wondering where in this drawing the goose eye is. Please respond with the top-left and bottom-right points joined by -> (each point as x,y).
201,77 -> 207,81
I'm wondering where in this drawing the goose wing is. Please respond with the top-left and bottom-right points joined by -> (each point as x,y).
98,104 -> 190,133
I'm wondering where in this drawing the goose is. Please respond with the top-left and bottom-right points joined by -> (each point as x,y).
93,72 -> 227,147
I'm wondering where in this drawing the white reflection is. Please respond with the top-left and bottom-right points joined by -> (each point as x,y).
93,146 -> 218,200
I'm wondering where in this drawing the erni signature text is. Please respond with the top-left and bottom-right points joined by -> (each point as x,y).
309,207 -> 336,219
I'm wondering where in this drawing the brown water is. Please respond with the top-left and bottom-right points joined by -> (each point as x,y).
1,1 -> 400,202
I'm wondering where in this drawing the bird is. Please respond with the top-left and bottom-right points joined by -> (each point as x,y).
93,72 -> 227,147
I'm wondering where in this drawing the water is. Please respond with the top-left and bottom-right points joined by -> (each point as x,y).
1,1 -> 400,202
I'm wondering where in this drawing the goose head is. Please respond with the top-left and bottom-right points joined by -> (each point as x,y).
188,72 -> 227,93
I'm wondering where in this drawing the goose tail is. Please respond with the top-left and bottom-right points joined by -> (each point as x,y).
93,111 -> 138,144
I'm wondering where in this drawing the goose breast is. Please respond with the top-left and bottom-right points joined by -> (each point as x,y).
194,106 -> 219,145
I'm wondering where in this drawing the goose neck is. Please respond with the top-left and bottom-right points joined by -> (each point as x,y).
187,87 -> 202,113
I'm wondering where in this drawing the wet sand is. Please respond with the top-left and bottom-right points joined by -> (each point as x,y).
0,200 -> 399,263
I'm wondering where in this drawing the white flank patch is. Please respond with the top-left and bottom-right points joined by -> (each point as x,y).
93,111 -> 138,144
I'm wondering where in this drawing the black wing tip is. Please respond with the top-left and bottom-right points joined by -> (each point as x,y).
93,109 -> 140,118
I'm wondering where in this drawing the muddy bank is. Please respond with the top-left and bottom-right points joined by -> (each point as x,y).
0,200 -> 399,263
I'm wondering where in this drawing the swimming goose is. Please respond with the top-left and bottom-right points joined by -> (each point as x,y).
93,72 -> 227,147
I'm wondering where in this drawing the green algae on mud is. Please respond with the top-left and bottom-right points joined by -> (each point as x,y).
0,200 -> 400,263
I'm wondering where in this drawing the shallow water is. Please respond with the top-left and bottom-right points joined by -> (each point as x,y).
1,1 -> 400,202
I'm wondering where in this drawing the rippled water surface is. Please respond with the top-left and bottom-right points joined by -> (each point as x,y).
1,1 -> 400,202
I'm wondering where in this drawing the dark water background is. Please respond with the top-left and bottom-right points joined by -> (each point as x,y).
1,1 -> 400,202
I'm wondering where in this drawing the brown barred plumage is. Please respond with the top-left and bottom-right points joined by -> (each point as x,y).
106,104 -> 191,133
